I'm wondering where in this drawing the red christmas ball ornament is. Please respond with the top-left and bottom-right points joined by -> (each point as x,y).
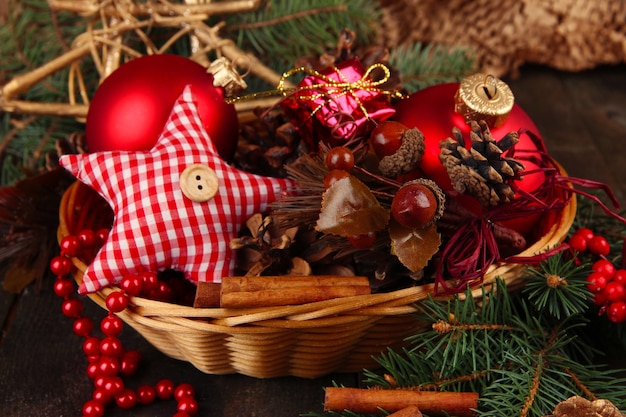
393,74 -> 548,237
86,54 -> 239,161
393,76 -> 544,195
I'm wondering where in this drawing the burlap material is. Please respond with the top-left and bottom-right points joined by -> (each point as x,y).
378,0 -> 626,77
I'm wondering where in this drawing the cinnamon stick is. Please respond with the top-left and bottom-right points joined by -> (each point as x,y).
324,387 -> 478,417
224,275 -> 369,292
218,275 -> 370,308
193,282 -> 221,308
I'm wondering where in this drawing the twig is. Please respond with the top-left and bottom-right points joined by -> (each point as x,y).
227,5 -> 348,31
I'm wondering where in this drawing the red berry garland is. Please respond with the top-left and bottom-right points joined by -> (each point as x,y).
568,228 -> 626,323
51,229 -> 199,416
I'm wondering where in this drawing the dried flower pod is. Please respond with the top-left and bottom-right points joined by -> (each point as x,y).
316,175 -> 389,237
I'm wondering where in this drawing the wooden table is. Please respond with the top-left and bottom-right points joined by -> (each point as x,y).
1,64 -> 625,417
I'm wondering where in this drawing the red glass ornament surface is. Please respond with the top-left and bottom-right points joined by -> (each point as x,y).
393,82 -> 545,195
86,54 -> 238,161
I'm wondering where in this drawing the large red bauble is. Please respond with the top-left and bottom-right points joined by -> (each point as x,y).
393,82 -> 544,195
86,54 -> 239,161
393,82 -> 546,237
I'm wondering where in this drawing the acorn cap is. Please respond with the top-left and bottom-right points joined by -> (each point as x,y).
454,73 -> 514,128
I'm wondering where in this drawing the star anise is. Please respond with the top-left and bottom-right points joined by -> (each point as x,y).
439,120 -> 524,206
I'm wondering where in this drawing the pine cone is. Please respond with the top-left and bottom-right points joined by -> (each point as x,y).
551,396 -> 624,417
46,132 -> 87,171
230,213 -> 305,276
439,120 -> 524,206
237,108 -> 301,178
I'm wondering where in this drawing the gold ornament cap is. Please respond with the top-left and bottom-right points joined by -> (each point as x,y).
454,73 -> 514,128
208,57 -> 248,99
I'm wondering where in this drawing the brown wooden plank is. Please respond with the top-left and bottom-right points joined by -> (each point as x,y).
0,275 -> 358,417
507,65 -> 626,200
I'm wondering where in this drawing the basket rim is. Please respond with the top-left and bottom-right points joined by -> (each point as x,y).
58,175 -> 576,326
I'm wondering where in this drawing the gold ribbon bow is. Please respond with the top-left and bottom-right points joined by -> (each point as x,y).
228,63 -> 404,123
276,63 -> 404,121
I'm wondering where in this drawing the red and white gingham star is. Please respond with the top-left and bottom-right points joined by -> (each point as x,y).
60,86 -> 293,294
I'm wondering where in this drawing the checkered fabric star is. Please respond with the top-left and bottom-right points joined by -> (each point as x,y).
60,86 -> 293,294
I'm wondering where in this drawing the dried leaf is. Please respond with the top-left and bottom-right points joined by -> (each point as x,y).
0,169 -> 74,293
2,262 -> 39,294
316,176 -> 389,236
2,241 -> 52,294
389,219 -> 441,272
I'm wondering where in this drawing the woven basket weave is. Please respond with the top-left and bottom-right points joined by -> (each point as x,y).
58,173 -> 576,378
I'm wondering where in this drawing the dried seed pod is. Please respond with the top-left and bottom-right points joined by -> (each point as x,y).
552,396 -> 623,417
231,214 -> 302,276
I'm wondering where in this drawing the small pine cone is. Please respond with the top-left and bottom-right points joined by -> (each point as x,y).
439,120 -> 524,206
231,213 -> 303,276
237,110 -> 299,177
46,132 -> 87,170
378,127 -> 425,178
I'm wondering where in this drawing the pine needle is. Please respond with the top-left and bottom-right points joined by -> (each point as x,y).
388,42 -> 476,92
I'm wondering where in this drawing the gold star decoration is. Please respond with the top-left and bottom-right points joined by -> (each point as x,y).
0,0 -> 284,119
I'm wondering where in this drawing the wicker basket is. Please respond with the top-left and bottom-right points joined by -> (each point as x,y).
57,174 -> 576,379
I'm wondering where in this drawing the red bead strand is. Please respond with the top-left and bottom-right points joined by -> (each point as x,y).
569,227 -> 626,324
51,230 -> 199,416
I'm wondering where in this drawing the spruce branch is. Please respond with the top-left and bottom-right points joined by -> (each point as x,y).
223,0 -> 380,89
388,42 -> 476,92
522,251 -> 592,320
311,279 -> 626,417
1,0 -> 86,184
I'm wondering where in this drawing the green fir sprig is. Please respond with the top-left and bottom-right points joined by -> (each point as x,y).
522,251 -> 592,320
0,0 -> 87,185
223,0 -> 379,82
1,0 -> 476,186
305,272 -> 626,417
389,42 -> 476,92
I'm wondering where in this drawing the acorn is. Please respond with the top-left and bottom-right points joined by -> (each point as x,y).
370,121 -> 425,178
390,179 -> 445,229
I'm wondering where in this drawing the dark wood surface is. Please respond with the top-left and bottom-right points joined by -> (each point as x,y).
1,64 -> 625,417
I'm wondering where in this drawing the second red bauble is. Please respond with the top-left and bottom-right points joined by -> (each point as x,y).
86,54 -> 239,161
393,82 -> 549,238
393,82 -> 545,195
